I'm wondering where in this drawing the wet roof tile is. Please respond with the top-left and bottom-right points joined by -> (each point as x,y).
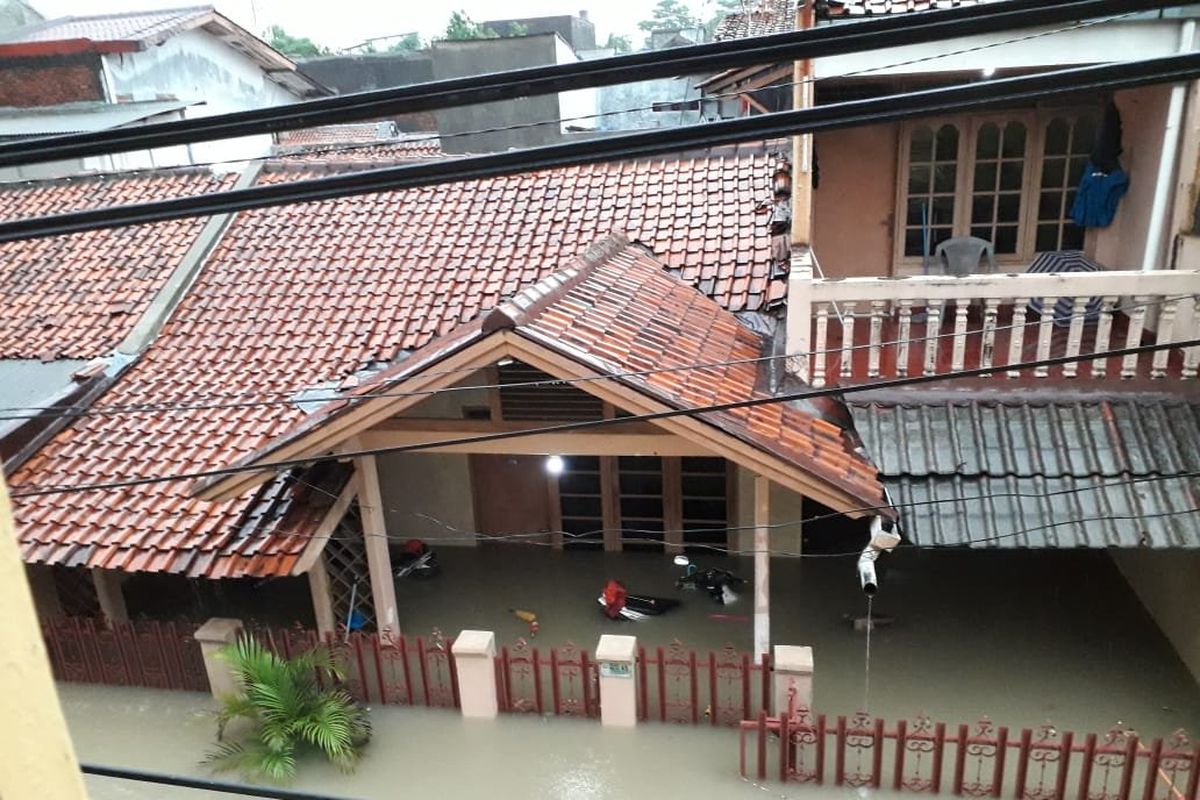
0,171 -> 233,359
11,149 -> 790,578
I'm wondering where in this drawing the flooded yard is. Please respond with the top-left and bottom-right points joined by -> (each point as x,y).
393,546 -> 1200,735
65,684 -> 853,800
64,547 -> 1200,799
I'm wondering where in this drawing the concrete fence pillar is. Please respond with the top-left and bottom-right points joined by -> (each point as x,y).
773,644 -> 814,714
595,634 -> 638,728
451,630 -> 498,719
194,618 -> 244,701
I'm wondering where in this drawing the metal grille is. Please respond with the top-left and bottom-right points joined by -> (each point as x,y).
53,566 -> 101,617
322,501 -> 375,631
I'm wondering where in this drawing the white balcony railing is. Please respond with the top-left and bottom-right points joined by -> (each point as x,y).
786,256 -> 1200,387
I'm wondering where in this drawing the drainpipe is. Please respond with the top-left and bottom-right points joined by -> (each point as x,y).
857,516 -> 901,596
1141,19 -> 1196,273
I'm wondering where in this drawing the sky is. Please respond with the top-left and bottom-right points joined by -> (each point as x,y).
28,0 -> 723,52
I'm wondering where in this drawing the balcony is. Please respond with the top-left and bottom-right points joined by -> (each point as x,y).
785,256 -> 1200,387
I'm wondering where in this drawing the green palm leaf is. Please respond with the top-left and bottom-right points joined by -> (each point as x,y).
203,634 -> 369,783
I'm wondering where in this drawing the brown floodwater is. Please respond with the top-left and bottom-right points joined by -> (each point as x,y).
65,547 -> 1200,799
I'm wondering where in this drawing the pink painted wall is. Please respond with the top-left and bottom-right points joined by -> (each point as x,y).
1091,84 -> 1173,270
811,123 -> 900,278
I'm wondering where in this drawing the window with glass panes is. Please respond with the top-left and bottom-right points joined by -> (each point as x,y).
969,121 -> 1027,255
556,456 -> 729,551
902,123 -> 959,258
1036,114 -> 1096,252
559,455 -> 604,549
895,110 -> 1098,271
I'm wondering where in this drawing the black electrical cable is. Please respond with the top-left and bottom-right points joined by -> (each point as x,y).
80,763 -> 358,799
4,52 -> 1199,243
0,0 -> 1186,167
8,337 -> 1197,500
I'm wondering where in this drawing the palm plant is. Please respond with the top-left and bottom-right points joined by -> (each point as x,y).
204,635 -> 371,783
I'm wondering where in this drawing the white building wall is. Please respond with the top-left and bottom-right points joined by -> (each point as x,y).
813,20 -> 1182,78
101,29 -> 299,164
555,35 -> 596,133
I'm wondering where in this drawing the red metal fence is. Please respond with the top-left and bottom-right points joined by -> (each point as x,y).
740,702 -> 1200,800
41,617 -> 209,692
252,626 -> 460,710
42,617 -> 768,726
638,641 -> 771,726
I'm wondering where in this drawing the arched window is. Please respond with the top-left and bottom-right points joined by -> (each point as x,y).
969,121 -> 1027,254
1036,114 -> 1097,252
902,123 -> 959,258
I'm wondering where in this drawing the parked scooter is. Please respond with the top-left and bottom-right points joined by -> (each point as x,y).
394,539 -> 440,579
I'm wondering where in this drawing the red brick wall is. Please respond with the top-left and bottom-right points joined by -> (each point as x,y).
0,57 -> 104,107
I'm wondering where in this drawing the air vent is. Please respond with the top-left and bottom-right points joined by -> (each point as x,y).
498,362 -> 604,421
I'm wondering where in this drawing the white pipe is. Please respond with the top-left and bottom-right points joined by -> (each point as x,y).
857,517 -> 901,596
1142,19 -> 1196,273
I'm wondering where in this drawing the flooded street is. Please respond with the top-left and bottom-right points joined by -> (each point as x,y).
66,684 -> 858,800
394,547 -> 1200,734
63,547 -> 1200,799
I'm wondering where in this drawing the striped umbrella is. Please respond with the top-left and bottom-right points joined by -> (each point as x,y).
1026,250 -> 1105,326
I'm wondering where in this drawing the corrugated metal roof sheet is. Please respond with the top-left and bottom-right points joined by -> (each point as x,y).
0,100 -> 192,137
851,396 -> 1200,549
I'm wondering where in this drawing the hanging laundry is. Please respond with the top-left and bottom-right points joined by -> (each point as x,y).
1071,101 -> 1128,228
1072,164 -> 1130,228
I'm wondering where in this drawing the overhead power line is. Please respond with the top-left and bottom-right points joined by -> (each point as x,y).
80,763 -> 352,800
0,8 -> 1136,190
0,0 -> 1181,168
8,337 -> 1198,500
3,53 -> 1199,244
0,292 -> 1189,422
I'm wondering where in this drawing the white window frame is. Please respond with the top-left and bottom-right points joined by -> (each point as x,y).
893,108 -> 1097,275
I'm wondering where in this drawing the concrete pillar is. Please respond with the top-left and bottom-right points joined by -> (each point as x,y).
595,634 -> 638,728
753,474 -> 771,659
91,568 -> 127,622
773,645 -> 814,715
194,618 -> 244,700
451,630 -> 498,719
308,555 -> 336,638
352,454 -> 400,636
24,565 -> 61,618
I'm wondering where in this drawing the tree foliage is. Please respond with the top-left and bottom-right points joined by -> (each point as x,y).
442,10 -> 500,41
266,25 -> 328,58
387,33 -> 423,52
204,636 -> 371,783
637,0 -> 701,33
604,33 -> 632,53
503,21 -> 529,37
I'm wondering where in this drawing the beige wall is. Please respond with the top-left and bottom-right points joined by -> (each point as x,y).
733,465 -> 805,556
1092,85 -> 1173,270
811,123 -> 900,278
377,451 -> 478,547
378,374 -> 487,546
1110,549 -> 1200,686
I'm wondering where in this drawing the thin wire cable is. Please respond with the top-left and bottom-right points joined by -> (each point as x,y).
8,337 -> 1197,499
0,291 -> 1189,422
0,10 -> 1136,189
278,469 -> 1200,551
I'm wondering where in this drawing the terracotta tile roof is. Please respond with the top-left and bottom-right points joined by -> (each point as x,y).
278,124 -> 395,146
512,240 -> 884,510
0,6 -> 211,44
0,171 -> 233,360
9,148 -> 791,578
220,234 -> 886,514
275,127 -> 444,163
714,0 -> 797,41
820,0 -> 1002,16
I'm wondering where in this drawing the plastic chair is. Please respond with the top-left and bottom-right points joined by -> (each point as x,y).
933,236 -> 997,276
